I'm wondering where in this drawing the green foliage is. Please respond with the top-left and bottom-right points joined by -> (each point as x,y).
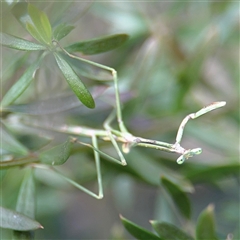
14,170 -> 36,238
26,4 -> 52,45
120,215 -> 162,240
39,137 -> 74,165
121,216 -> 195,240
1,123 -> 29,156
0,206 -> 42,231
151,221 -> 194,240
196,204 -> 218,240
53,53 -> 95,109
161,176 -> 191,219
0,33 -> 46,51
122,208 -> 219,240
53,23 -> 75,41
1,2 -> 239,239
16,170 -> 35,219
65,34 -> 129,55
0,2 -> 128,109
1,56 -> 44,108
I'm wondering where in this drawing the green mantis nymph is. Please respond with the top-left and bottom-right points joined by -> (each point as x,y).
2,39 -> 226,199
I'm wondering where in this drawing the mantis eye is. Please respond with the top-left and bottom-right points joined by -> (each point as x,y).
176,155 -> 186,164
176,148 -> 202,164
190,148 -> 202,155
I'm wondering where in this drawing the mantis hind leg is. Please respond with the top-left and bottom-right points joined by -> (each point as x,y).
42,136 -> 104,199
91,135 -> 104,199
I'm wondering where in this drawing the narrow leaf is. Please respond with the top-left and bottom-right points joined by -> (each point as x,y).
53,23 -> 75,41
27,4 -> 52,45
161,176 -> 191,219
16,170 -> 35,219
151,221 -> 194,240
120,215 -> 162,240
26,22 -> 47,45
185,164 -> 240,183
196,204 -> 218,240
1,123 -> 29,156
65,34 -> 129,55
14,170 -> 36,239
1,54 -> 44,108
0,33 -> 46,51
0,206 -> 43,231
39,137 -> 73,165
54,53 -> 95,108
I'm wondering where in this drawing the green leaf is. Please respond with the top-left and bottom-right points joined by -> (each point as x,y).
0,33 -> 46,51
126,150 -> 167,186
0,206 -> 43,231
2,52 -> 30,84
26,22 -> 47,46
161,177 -> 191,219
185,163 -> 240,183
120,215 -> 162,240
1,123 -> 29,156
12,230 -> 33,240
65,34 -> 129,55
0,54 -> 44,108
196,204 -> 218,240
54,53 -> 95,108
151,221 -> 194,240
158,164 -> 194,193
27,4 -> 52,45
53,23 -> 75,41
39,137 -> 73,165
16,170 -> 35,219
14,170 -> 36,239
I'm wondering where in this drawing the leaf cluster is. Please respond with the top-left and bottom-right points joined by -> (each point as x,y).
121,204 -> 218,240
0,3 -> 128,110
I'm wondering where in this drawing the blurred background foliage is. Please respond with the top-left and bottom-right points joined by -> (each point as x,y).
0,1 -> 239,239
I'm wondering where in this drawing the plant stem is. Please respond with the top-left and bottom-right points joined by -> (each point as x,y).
0,155 -> 39,169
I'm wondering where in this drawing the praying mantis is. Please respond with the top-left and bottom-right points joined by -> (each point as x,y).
3,40 -> 226,199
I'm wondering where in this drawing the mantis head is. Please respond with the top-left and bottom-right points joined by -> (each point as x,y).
176,148 -> 202,164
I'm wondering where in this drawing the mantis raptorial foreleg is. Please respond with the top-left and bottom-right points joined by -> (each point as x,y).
174,101 -> 226,164
91,135 -> 103,198
175,101 -> 227,145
